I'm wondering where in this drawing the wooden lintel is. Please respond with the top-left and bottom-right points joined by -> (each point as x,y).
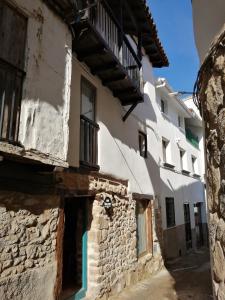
0,161 -> 56,195
132,193 -> 154,201
0,142 -> 68,168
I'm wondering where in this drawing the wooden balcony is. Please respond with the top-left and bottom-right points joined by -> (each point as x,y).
73,0 -> 143,106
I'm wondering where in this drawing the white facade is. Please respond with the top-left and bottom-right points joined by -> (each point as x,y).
1,0 -> 72,166
69,45 -> 207,259
155,79 -> 207,258
192,0 -> 225,63
69,53 -> 161,197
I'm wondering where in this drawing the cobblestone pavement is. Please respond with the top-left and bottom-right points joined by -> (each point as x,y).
109,249 -> 213,300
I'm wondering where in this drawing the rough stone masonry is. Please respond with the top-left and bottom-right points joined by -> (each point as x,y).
86,176 -> 164,300
57,172 -> 164,300
196,27 -> 225,300
0,191 -> 60,300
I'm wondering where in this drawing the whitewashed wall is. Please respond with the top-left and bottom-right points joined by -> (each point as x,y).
10,0 -> 72,163
155,85 -> 206,229
69,55 -> 207,222
184,97 -> 206,180
192,0 -> 225,63
69,53 -> 161,196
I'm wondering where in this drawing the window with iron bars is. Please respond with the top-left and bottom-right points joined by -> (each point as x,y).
0,2 -> 27,144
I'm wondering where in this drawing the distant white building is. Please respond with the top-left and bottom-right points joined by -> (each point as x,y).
155,78 -> 207,259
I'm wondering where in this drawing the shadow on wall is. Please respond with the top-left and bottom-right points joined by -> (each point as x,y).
98,98 -> 212,297
150,173 -> 212,299
98,89 -> 159,195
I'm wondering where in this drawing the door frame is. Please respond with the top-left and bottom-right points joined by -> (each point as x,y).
64,198 -> 88,300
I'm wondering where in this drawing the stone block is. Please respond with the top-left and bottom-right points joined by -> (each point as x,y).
89,230 -> 102,244
213,241 -> 225,282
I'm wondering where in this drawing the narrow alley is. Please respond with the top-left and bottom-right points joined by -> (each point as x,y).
109,249 -> 212,300
1,0 -> 225,299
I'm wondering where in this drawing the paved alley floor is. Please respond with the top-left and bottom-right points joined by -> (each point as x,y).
109,249 -> 213,300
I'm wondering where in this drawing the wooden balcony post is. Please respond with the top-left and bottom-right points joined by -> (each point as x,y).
138,31 -> 143,62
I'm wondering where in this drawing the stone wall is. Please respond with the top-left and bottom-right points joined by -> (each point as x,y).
85,176 -> 164,300
0,191 -> 60,300
196,28 -> 225,299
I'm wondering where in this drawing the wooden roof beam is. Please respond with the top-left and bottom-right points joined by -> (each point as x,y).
77,46 -> 106,61
103,75 -> 126,86
123,0 -> 138,31
91,62 -> 118,75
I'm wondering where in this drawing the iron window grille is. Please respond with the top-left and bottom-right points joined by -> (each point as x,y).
80,77 -> 99,169
0,2 -> 27,144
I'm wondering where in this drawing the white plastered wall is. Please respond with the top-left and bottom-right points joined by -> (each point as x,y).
155,88 -> 207,230
192,0 -> 225,63
9,0 -> 72,162
68,54 -> 161,196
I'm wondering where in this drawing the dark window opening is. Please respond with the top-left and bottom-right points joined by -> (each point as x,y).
80,77 -> 99,169
161,99 -> 166,113
139,131 -> 147,158
0,2 -> 27,143
184,203 -> 192,250
166,197 -> 175,228
162,139 -> 168,163
178,116 -> 183,127
191,156 -> 197,174
180,150 -> 185,170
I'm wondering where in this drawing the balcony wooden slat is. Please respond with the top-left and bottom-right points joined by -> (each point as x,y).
73,0 -> 143,106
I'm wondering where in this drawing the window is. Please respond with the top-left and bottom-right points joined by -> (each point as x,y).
184,203 -> 192,249
180,150 -> 185,170
0,2 -> 27,143
161,99 -> 166,113
166,197 -> 175,228
139,132 -> 147,158
81,78 -> 95,121
162,139 -> 168,162
191,156 -> 197,174
80,78 -> 99,168
136,200 -> 152,257
178,116 -> 183,128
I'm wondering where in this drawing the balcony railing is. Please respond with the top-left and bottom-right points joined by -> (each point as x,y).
80,115 -> 99,169
186,128 -> 199,148
77,0 -> 142,92
89,0 -> 141,89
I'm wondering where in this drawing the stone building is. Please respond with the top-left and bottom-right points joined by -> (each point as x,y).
0,0 -> 169,300
155,78 -> 207,259
192,1 -> 225,299
0,1 -> 72,299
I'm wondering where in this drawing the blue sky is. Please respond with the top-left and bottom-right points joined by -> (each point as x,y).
148,0 -> 200,93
